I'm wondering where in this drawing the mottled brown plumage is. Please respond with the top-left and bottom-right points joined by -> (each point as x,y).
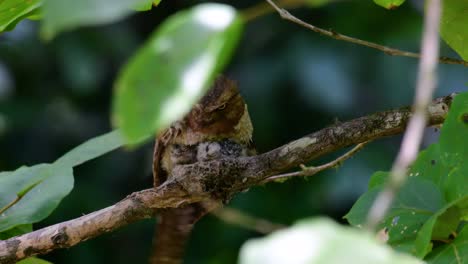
152,76 -> 252,186
150,76 -> 253,264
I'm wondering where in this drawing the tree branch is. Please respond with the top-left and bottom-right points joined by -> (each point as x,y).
0,94 -> 454,263
172,94 -> 453,200
264,0 -> 468,67
0,183 -> 206,264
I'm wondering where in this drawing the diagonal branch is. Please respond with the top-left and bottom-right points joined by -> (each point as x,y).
172,94 -> 453,199
0,94 -> 455,263
264,0 -> 468,67
0,183 -> 206,264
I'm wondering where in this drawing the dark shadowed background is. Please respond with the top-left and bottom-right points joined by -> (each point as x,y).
0,0 -> 466,263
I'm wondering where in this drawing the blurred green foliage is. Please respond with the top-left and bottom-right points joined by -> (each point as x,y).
240,218 -> 422,264
346,93 -> 468,259
440,0 -> 468,61
0,0 -> 41,32
0,0 -> 467,263
373,0 -> 406,9
113,3 -> 243,143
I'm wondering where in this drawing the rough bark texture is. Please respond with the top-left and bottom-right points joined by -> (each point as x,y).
0,185 -> 205,264
0,94 -> 454,263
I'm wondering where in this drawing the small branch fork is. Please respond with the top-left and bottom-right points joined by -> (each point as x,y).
0,94 -> 455,263
263,141 -> 369,183
264,0 -> 468,67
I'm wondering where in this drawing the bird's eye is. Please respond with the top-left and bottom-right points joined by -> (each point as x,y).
217,103 -> 226,110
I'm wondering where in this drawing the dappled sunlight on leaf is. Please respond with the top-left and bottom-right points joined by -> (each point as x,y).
112,3 -> 243,144
240,218 -> 422,264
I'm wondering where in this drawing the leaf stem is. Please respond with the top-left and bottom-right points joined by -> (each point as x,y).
0,180 -> 43,215
0,196 -> 20,215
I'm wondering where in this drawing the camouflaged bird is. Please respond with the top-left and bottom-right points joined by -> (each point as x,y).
150,76 -> 254,264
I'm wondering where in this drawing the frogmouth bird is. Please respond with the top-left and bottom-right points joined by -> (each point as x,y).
150,76 -> 253,264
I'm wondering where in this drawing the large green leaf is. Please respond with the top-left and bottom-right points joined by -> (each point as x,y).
41,0 -> 153,39
407,144 -> 449,189
413,197 -> 466,257
345,177 -> 445,256
368,171 -> 390,188
440,0 -> 468,60
240,218 -> 423,264
112,3 -> 243,144
0,164 -> 73,232
55,130 -> 125,167
426,225 -> 468,263
0,130 -> 125,236
0,0 -> 42,32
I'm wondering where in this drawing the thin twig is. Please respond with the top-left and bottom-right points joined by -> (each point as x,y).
263,141 -> 368,183
212,207 -> 285,234
365,0 -> 442,230
265,0 -> 468,67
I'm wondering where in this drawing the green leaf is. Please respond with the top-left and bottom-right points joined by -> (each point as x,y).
0,164 -> 73,232
17,257 -> 52,264
239,217 -> 423,264
408,144 -> 448,188
55,130 -> 125,167
112,3 -> 243,144
0,0 -> 42,32
347,92 -> 468,259
345,177 -> 444,255
41,0 -> 153,39
373,0 -> 406,9
134,0 -> 161,11
368,171 -> 389,188
0,224 -> 32,239
347,151 -> 467,258
25,7 -> 42,20
438,92 -> 468,168
440,0 -> 468,60
426,225 -> 468,263
0,130 -> 125,234
413,197 -> 467,257
443,164 -> 468,204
